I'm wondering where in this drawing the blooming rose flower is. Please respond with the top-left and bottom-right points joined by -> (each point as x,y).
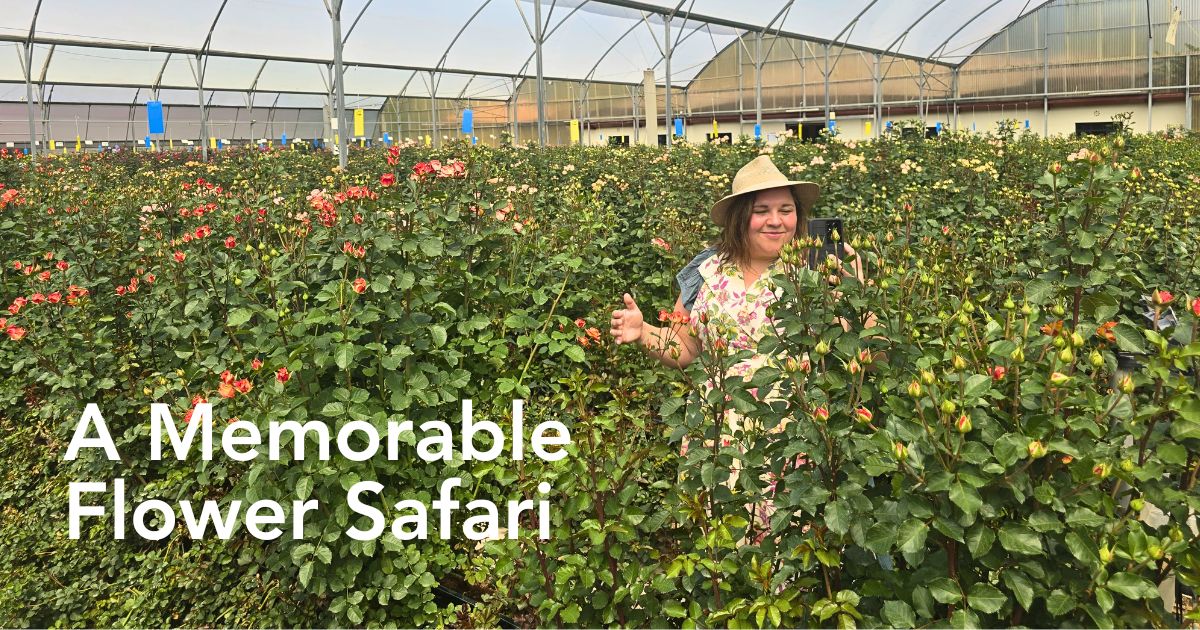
233,379 -> 252,394
56,260 -> 68,271
224,236 -> 237,249
990,365 -> 1006,381
352,278 -> 367,294
251,357 -> 262,370
1153,289 -> 1173,306
380,172 -> 396,187
276,367 -> 291,383
47,292 -> 61,304
173,250 -> 186,263
6,325 -> 26,341
218,382 -> 236,398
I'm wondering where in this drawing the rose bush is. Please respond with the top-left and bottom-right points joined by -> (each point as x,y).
0,127 -> 1196,627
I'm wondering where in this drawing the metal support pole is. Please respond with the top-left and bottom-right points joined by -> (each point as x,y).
196,54 -> 208,161
511,78 -> 519,144
873,53 -> 881,138
330,0 -> 348,168
737,35 -> 744,136
1146,0 -> 1153,132
755,31 -> 764,131
952,67 -> 959,131
917,61 -> 925,122
533,0 -> 546,146
823,43 -> 831,126
429,71 -> 438,147
1186,54 -> 1193,130
1044,27 -> 1050,137
664,14 -> 672,146
22,43 -> 37,156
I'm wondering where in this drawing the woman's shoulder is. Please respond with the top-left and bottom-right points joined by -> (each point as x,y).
676,247 -> 718,311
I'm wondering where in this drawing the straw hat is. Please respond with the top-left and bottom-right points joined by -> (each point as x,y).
710,155 -> 820,226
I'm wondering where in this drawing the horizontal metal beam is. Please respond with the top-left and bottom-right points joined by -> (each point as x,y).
0,33 -> 644,91
0,79 -> 508,103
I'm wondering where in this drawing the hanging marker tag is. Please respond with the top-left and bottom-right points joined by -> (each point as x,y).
353,109 -> 365,137
461,109 -> 473,134
754,124 -> 762,139
146,100 -> 165,134
383,132 -> 391,146
674,117 -> 683,137
281,132 -> 288,146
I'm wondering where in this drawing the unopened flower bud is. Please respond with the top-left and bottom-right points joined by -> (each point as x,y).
812,406 -> 830,422
1011,347 -> 1025,362
893,441 -> 908,461
953,354 -> 967,370
1119,374 -> 1134,394
1050,372 -> 1070,386
1092,462 -> 1111,479
1120,458 -> 1135,473
1004,296 -> 1016,310
920,369 -> 936,386
815,340 -> 830,356
847,358 -> 862,375
940,400 -> 957,415
1130,498 -> 1145,512
1021,303 -> 1033,316
1071,332 -> 1085,348
990,365 -> 1007,381
1148,545 -> 1164,560
1053,336 -> 1067,349
1099,545 -> 1114,564
1089,350 -> 1104,368
854,407 -> 873,424
907,380 -> 923,398
1028,440 -> 1047,459
1129,166 -> 1141,181
956,414 -> 972,433
1053,303 -> 1066,316
1050,162 -> 1062,174
1059,348 -> 1075,363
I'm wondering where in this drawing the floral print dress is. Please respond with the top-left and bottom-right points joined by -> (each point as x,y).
686,253 -> 792,539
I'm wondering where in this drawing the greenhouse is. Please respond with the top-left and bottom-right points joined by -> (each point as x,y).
2,1 -> 1200,628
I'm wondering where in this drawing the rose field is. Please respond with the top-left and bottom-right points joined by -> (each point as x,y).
2,123 -> 1200,628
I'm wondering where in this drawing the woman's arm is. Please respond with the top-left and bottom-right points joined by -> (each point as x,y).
610,293 -> 701,368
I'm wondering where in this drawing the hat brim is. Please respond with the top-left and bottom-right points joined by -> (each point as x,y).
710,181 -> 820,227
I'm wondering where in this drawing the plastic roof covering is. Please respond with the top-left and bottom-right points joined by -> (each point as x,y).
0,0 -> 1050,103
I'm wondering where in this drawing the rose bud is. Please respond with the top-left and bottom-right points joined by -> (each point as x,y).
1049,372 -> 1070,386
1070,332 -> 1085,347
1004,296 -> 1016,310
854,407 -> 873,424
920,369 -> 936,386
814,340 -> 830,356
1050,162 -> 1063,174
1089,350 -> 1104,368
1099,545 -> 1114,564
952,354 -> 967,370
1153,289 -> 1173,306
1148,545 -> 1164,560
812,406 -> 830,422
940,399 -> 957,415
907,380 -> 923,398
1010,347 -> 1025,362
1058,348 -> 1075,363
1129,166 -> 1141,180
1192,297 -> 1200,317
276,367 -> 291,383
1119,458 -> 1135,472
1027,440 -> 1048,459
892,441 -> 908,461
1119,374 -> 1135,394
1092,462 -> 1111,479
990,365 -> 1007,381
955,414 -> 972,433
1130,497 -> 1145,512
846,358 -> 861,375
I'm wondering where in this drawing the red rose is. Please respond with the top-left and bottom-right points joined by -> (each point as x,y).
352,278 -> 367,294
990,365 -> 1006,381
233,379 -> 252,394
276,367 -> 291,383
1193,297 -> 1200,317
55,261 -> 68,272
173,250 -> 186,263
1153,289 -> 1174,306
380,172 -> 396,187
224,236 -> 237,249
251,357 -> 262,370
218,382 -> 236,398
29,293 -> 45,305
47,292 -> 61,304
6,325 -> 26,341
854,407 -> 873,424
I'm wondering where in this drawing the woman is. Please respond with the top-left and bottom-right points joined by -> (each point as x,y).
609,155 -> 866,540
609,154 -> 865,371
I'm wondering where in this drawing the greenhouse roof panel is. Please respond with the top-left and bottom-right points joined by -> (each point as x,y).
0,0 -> 1051,99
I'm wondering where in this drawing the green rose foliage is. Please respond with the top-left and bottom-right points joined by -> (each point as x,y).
0,129 -> 1197,627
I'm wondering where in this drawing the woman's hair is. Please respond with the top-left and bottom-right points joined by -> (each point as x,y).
715,187 -> 809,267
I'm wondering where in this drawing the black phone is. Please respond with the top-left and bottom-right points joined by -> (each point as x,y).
806,217 -> 844,271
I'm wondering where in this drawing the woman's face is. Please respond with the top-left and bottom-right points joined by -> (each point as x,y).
746,187 -> 798,263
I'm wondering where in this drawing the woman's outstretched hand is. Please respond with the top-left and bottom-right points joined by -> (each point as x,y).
610,293 -> 644,345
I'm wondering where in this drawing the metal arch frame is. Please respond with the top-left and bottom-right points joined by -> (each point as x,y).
949,0 -> 1057,68
22,0 -> 45,155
